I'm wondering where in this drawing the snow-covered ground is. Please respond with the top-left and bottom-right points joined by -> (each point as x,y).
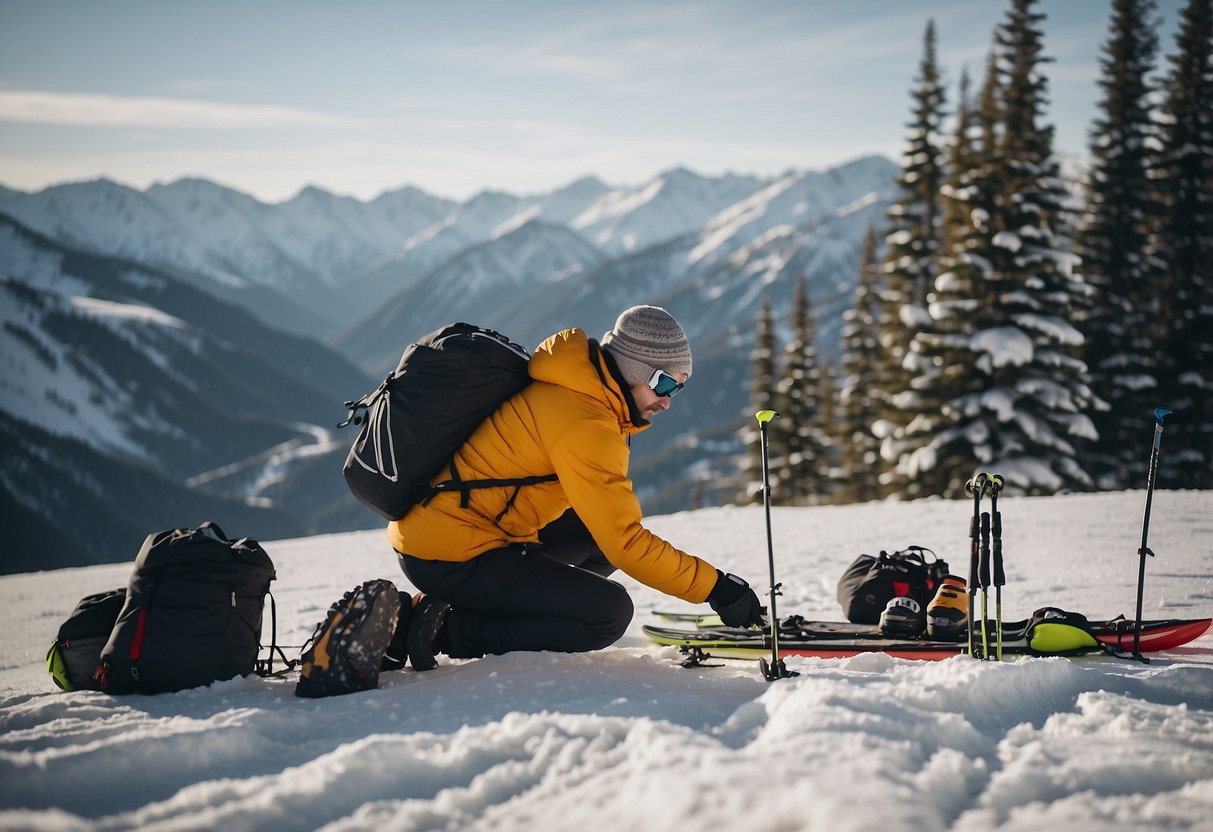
1,490 -> 1211,831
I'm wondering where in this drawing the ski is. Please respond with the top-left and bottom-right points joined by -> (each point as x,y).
643,615 -> 1210,661
654,611 -> 727,626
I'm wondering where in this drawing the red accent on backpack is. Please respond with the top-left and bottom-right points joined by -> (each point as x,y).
129,608 -> 148,661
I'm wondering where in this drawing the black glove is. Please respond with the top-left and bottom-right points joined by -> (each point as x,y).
707,571 -> 765,628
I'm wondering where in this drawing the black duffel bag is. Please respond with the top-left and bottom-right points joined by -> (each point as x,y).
837,546 -> 950,624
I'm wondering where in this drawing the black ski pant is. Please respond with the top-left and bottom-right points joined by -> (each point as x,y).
396,510 -> 634,659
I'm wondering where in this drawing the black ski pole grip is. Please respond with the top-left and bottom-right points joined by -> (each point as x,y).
979,512 -> 991,588
992,511 -> 1005,587
969,537 -> 979,584
969,539 -> 979,581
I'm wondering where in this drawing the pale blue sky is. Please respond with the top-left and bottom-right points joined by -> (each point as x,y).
0,1 -> 1185,202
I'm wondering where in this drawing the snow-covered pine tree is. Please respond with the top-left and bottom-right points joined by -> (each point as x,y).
895,1 -> 1098,497
837,224 -> 884,503
894,64 -> 1000,498
1154,0 -> 1213,489
775,273 -> 831,504
873,19 -> 949,496
744,296 -> 782,502
1077,0 -> 1163,489
817,361 -> 844,500
973,0 -> 1097,492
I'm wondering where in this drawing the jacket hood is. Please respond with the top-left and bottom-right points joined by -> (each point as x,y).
530,328 -> 649,435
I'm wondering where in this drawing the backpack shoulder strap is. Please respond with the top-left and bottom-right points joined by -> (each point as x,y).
197,521 -> 230,542
254,592 -> 298,678
896,545 -> 936,566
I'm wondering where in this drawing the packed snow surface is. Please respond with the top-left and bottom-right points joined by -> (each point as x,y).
1,490 -> 1211,831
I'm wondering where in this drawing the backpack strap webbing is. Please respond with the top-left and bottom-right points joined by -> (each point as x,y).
197,521 -> 230,542
419,337 -> 643,519
425,455 -> 557,514
255,592 -> 298,678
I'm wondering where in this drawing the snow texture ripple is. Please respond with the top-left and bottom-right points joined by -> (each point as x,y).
0,490 -> 1210,831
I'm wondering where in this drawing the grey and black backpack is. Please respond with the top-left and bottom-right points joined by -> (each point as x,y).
339,322 -> 556,521
47,522 -> 291,694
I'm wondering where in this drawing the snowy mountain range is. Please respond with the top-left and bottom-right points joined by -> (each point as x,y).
0,155 -> 899,571
0,215 -> 375,568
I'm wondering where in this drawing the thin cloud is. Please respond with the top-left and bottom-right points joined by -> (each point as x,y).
418,3 -> 955,103
0,89 -> 360,130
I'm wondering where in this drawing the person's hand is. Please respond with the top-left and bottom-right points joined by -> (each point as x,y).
707,571 -> 765,628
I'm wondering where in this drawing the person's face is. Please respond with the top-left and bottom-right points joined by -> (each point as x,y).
630,370 -> 689,419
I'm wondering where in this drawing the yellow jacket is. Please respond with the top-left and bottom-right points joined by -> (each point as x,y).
387,327 -> 718,603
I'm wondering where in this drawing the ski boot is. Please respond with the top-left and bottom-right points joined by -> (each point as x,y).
926,575 -> 968,641
879,595 -> 926,638
406,595 -> 451,672
295,579 -> 400,698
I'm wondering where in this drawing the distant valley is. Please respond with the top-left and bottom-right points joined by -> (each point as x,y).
0,155 -> 898,571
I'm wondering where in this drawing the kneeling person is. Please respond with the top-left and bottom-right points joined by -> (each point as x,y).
386,305 -> 764,670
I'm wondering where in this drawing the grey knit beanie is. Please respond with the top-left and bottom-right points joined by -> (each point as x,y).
601,305 -> 692,388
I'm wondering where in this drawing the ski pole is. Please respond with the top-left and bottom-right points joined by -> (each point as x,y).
979,510 -> 991,660
755,410 -> 797,682
989,474 -> 1005,661
964,472 -> 988,657
1133,407 -> 1173,662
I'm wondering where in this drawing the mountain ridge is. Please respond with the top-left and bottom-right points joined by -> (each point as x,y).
0,155 -> 900,568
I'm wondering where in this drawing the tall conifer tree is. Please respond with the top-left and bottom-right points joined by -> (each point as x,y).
1155,0 -> 1213,488
897,0 -> 1097,495
837,225 -> 884,503
817,362 -> 843,501
895,65 -> 997,497
873,19 -> 949,494
1077,0 -> 1162,488
776,274 -> 830,503
744,296 -> 781,502
978,0 -> 1098,492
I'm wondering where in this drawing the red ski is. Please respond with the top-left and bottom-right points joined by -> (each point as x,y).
644,613 -> 1211,662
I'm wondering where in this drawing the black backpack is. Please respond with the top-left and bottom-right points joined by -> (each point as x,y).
340,322 -> 556,521
837,546 -> 950,624
93,522 -> 280,694
46,588 -> 126,691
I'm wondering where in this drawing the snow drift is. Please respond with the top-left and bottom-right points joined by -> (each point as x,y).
1,490 -> 1211,831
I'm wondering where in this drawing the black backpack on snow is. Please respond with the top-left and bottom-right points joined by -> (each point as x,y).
46,588 -> 126,691
836,546 -> 950,624
91,522 -> 280,694
340,322 -> 556,521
